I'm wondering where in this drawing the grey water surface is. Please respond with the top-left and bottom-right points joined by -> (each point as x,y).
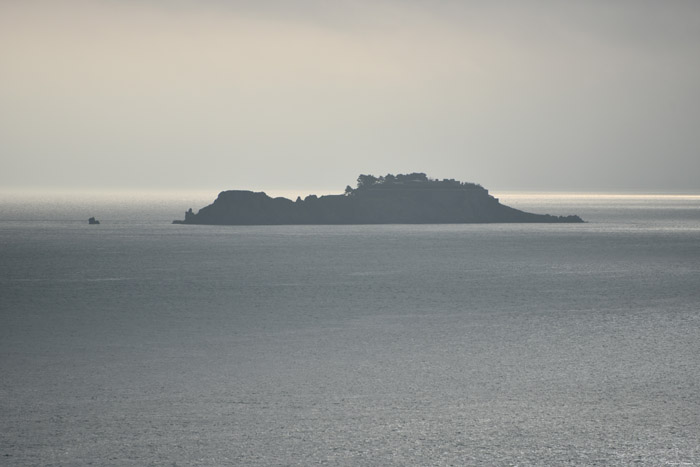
1,194 -> 699,465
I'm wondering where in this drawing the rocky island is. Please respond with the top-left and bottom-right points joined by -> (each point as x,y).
174,173 -> 583,225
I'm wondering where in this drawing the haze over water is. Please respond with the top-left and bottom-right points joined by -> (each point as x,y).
3,1 -> 700,193
4,1 -> 700,463
1,193 -> 699,465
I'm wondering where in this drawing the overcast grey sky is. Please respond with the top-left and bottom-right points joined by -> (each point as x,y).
2,0 -> 699,194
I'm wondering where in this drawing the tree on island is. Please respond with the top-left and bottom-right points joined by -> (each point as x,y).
356,174 -> 379,189
351,172 -> 482,193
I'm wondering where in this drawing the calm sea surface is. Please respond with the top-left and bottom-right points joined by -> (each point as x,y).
1,193 -> 699,465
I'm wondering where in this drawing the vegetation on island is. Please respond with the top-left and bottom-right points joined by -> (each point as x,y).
345,173 -> 483,195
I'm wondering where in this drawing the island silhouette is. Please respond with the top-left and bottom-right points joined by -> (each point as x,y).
174,173 -> 583,225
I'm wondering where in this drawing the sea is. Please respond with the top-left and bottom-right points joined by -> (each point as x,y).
1,192 -> 699,466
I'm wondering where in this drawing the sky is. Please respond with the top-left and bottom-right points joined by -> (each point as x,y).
2,0 -> 700,194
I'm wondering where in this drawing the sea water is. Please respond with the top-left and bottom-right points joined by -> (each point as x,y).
1,193 -> 699,465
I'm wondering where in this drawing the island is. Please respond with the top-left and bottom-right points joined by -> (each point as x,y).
88,217 -> 100,225
174,173 -> 584,225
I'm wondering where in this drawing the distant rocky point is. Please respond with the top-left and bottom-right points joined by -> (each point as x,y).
88,217 -> 100,225
174,173 -> 584,225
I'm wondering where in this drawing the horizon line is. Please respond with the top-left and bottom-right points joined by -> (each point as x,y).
2,187 -> 700,200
